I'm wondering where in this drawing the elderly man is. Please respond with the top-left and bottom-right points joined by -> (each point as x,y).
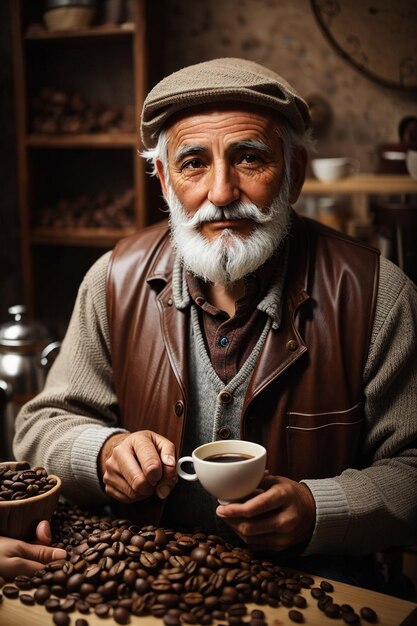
14,59 -> 417,588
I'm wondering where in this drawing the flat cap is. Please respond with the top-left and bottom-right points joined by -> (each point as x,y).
141,57 -> 311,149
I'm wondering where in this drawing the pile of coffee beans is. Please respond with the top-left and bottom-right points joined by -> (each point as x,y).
0,462 -> 57,501
0,502 -> 379,625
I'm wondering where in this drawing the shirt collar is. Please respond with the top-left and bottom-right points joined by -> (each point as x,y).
172,232 -> 291,330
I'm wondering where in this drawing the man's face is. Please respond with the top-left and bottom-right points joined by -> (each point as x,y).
156,107 -> 306,284
159,108 -> 287,241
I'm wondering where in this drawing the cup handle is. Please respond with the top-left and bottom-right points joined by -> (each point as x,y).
176,456 -> 198,481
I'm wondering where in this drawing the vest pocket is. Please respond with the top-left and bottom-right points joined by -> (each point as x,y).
286,404 -> 363,481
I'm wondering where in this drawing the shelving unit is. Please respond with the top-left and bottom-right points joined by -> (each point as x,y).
10,0 -> 162,335
302,174 -> 417,215
300,173 -> 417,235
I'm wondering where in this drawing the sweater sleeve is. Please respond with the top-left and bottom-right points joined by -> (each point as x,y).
302,257 -> 417,555
13,251 -> 127,504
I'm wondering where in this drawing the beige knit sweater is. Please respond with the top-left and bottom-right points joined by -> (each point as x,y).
14,252 -> 417,556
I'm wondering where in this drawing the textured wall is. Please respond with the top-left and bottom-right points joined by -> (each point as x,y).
159,0 -> 417,172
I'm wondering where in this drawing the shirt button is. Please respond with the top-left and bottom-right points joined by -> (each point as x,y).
174,401 -> 184,416
286,339 -> 298,351
218,336 -> 229,348
217,427 -> 231,439
217,390 -> 233,405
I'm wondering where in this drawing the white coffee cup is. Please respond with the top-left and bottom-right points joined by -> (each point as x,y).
311,157 -> 360,182
176,440 -> 267,505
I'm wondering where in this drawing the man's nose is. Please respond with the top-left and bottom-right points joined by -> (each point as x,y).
207,163 -> 239,207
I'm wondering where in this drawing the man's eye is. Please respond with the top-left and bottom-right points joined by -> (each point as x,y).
240,153 -> 261,164
182,159 -> 204,170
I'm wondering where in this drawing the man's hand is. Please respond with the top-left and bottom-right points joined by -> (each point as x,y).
216,473 -> 316,551
99,430 -> 177,503
0,521 -> 67,580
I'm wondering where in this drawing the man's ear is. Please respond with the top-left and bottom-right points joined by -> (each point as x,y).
289,147 -> 308,204
156,160 -> 168,197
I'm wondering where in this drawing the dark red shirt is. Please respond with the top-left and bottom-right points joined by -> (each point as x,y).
186,253 -> 282,384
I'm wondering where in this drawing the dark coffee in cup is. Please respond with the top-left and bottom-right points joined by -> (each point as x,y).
204,453 -> 254,463
176,439 -> 266,503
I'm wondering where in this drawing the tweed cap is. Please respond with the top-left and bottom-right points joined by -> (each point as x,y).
141,57 -> 311,149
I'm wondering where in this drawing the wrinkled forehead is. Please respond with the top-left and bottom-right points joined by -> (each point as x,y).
162,104 -> 286,163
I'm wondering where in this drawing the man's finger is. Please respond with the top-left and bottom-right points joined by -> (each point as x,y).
216,488 -> 279,519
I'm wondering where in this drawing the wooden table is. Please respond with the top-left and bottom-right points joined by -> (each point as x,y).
1,575 -> 416,626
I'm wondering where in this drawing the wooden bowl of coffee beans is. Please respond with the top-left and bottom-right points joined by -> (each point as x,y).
0,461 -> 61,539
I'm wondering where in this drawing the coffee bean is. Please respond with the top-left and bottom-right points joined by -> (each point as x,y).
320,580 -> 334,593
45,598 -> 61,612
94,602 -> 110,617
19,593 -> 35,605
2,584 -> 19,599
34,586 -> 51,604
181,611 -> 198,624
113,606 -> 130,624
324,603 -> 341,618
360,606 -> 378,623
75,620 -> 89,626
317,594 -> 332,611
288,609 -> 304,623
85,592 -> 103,606
75,599 -> 90,614
67,573 -> 84,592
14,575 -> 32,590
163,613 -> 181,626
343,612 -> 360,624
61,597 -> 76,612
53,611 -> 70,626
293,595 -> 307,609
228,603 -> 247,616
310,586 -> 324,598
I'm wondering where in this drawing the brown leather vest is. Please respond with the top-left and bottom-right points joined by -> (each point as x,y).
107,215 -> 379,523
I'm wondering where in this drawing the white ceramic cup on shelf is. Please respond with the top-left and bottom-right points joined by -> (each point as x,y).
311,157 -> 360,182
176,439 -> 267,505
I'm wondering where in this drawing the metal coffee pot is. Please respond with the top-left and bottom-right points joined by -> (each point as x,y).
0,305 -> 60,460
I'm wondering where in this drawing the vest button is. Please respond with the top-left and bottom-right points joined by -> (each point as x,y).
217,390 -> 233,405
286,339 -> 298,351
217,427 -> 231,439
167,298 -> 173,306
174,401 -> 184,416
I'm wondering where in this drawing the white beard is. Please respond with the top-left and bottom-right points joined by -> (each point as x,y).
166,181 -> 292,284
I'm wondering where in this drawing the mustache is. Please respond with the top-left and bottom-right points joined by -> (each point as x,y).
178,201 -> 274,229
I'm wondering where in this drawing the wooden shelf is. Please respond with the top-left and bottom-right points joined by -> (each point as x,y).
27,134 -> 138,148
25,23 -> 135,40
10,0 -> 155,327
30,227 -> 136,248
302,174 -> 417,195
